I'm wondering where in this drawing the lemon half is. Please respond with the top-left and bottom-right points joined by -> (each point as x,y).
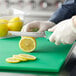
19,37 -> 36,52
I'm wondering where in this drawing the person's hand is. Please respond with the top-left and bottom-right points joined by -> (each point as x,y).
21,21 -> 55,32
48,17 -> 76,45
48,23 -> 60,32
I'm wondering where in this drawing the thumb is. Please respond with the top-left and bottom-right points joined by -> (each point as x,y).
37,28 -> 44,32
21,25 -> 27,32
48,25 -> 57,32
38,27 -> 48,32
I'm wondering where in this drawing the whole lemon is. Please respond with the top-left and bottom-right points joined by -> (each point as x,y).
0,19 -> 8,37
0,19 -> 8,23
8,17 -> 23,31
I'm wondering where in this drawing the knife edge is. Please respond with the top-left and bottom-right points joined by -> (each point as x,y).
8,31 -> 46,37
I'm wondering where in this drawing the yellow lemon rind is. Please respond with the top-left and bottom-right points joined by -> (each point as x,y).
19,37 -> 36,52
18,54 -> 36,60
6,57 -> 20,63
8,17 -> 23,31
13,55 -> 28,61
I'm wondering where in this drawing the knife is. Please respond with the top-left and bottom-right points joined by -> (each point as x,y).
0,31 -> 46,39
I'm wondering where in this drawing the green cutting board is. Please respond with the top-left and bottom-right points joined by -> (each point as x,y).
0,31 -> 73,72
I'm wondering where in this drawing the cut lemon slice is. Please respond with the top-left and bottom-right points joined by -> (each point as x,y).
19,37 -> 36,52
6,57 -> 20,63
13,55 -> 28,61
19,54 -> 36,60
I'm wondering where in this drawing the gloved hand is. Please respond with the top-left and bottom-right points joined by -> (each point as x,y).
48,24 -> 59,32
48,16 -> 76,45
21,21 -> 55,32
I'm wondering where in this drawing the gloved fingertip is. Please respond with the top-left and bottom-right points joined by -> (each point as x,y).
49,37 -> 55,42
48,29 -> 54,32
62,40 -> 73,44
37,28 -> 44,32
65,41 -> 72,44
55,43 -> 59,45
37,30 -> 41,32
62,42 -> 66,44
55,42 -> 60,45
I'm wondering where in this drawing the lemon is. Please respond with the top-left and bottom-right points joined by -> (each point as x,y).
6,57 -> 20,63
19,54 -> 36,60
0,19 -> 8,23
0,19 -> 8,37
13,55 -> 28,61
8,17 -> 23,31
19,37 -> 36,52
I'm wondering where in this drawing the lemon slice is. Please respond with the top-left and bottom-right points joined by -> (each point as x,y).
19,37 -> 36,52
6,57 -> 20,63
19,54 -> 36,60
13,55 -> 28,61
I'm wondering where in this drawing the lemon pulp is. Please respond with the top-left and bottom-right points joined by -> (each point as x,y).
19,37 -> 36,52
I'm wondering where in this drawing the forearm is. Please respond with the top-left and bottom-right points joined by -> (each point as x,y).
49,0 -> 74,24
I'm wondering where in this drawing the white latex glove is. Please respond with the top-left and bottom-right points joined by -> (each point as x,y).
21,21 -> 55,32
48,23 -> 59,32
48,17 -> 76,45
